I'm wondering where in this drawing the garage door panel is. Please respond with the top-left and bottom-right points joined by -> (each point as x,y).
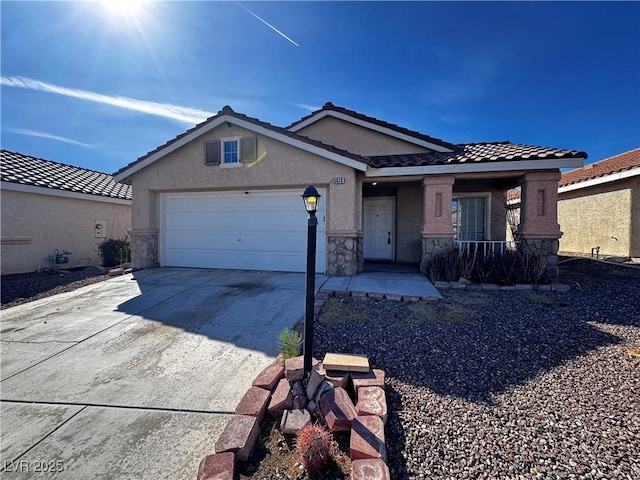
161,190 -> 326,272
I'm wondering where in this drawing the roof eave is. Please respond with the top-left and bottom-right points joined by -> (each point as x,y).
559,166 -> 640,193
365,156 -> 586,178
287,110 -> 455,153
114,114 -> 368,182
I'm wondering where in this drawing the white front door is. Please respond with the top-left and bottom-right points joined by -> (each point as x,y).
363,197 -> 395,260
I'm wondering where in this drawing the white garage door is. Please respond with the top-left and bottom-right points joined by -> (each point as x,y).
160,189 -> 326,273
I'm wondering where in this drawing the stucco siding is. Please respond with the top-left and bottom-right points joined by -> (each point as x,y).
558,178 -> 638,257
295,116 -> 431,156
1,190 -> 131,274
396,185 -> 423,263
490,191 -> 508,242
130,123 -> 358,233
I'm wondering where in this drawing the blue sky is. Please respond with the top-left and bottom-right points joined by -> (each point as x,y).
1,1 -> 639,175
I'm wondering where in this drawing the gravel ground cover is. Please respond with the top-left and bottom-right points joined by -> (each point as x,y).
1,267 -> 109,309
314,259 -> 639,479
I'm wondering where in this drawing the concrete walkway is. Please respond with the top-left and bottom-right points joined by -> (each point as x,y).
322,271 -> 442,299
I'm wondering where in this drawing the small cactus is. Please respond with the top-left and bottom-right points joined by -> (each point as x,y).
295,424 -> 332,472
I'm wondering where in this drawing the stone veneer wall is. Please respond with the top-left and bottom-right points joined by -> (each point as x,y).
130,233 -> 158,269
520,238 -> 560,282
420,237 -> 454,275
327,236 -> 363,276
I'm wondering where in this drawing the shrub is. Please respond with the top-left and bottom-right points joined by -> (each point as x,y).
98,238 -> 131,267
427,246 -> 547,284
278,328 -> 301,363
295,424 -> 332,472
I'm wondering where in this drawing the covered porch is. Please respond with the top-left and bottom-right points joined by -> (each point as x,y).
350,170 -> 563,280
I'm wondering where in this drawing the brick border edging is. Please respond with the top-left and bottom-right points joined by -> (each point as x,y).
433,281 -> 571,292
197,353 -> 392,479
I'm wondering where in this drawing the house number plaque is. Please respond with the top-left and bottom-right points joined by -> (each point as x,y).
333,176 -> 346,184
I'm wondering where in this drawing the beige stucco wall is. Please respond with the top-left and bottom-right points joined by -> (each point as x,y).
396,185 -> 423,263
130,123 -> 359,234
1,189 -> 131,274
558,178 -> 639,257
295,116 -> 431,157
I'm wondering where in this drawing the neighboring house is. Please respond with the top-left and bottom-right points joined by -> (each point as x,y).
113,102 -> 586,279
1,149 -> 132,274
557,148 -> 640,259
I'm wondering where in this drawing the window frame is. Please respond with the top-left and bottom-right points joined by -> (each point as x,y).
220,136 -> 242,168
451,192 -> 492,241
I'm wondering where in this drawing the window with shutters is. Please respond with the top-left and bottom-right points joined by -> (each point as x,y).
221,136 -> 241,167
204,136 -> 257,167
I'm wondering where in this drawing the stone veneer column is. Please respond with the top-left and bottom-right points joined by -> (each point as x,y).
327,231 -> 363,277
420,176 -> 455,275
128,229 -> 158,270
516,171 -> 562,281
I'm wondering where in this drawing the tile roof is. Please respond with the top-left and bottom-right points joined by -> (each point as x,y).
366,141 -> 587,168
113,105 -> 368,178
1,149 -> 132,200
287,102 -> 457,150
559,147 -> 640,187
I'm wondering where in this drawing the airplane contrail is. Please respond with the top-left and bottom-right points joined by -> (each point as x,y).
9,128 -> 97,148
235,1 -> 300,47
0,76 -> 215,124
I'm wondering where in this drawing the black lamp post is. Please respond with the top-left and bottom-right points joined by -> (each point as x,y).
301,185 -> 321,379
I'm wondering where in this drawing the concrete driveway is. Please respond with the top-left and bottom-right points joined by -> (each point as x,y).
1,268 -> 318,479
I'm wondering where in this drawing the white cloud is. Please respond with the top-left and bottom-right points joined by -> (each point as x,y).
0,76 -> 215,124
8,128 -> 97,148
292,102 -> 321,112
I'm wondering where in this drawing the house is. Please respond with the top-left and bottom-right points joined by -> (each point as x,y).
557,148 -> 640,259
113,103 -> 586,280
1,149 -> 132,274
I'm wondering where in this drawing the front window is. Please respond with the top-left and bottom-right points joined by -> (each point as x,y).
223,139 -> 239,164
452,195 -> 487,241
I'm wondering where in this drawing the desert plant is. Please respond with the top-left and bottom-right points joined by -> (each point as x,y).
295,424 -> 332,472
278,328 -> 301,363
98,238 -> 131,267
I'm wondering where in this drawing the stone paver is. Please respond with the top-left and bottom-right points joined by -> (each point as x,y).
252,362 -> 284,391
267,378 -> 293,417
356,386 -> 388,424
350,415 -> 387,462
214,415 -> 259,462
319,386 -> 357,432
234,386 -> 271,423
197,452 -> 235,480
351,369 -> 385,391
351,458 -> 391,480
280,409 -> 311,435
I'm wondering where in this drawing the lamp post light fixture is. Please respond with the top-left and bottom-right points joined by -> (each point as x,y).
301,185 -> 321,379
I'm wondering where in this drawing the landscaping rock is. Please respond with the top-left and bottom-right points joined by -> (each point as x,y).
356,386 -> 388,424
351,369 -> 385,391
306,367 -> 326,398
292,395 -> 308,410
314,380 -> 334,402
319,386 -> 357,432
280,409 -> 312,435
306,399 -> 318,417
252,362 -> 284,392
350,415 -> 387,462
351,458 -> 391,480
234,386 -> 270,423
197,452 -> 235,480
214,415 -> 259,462
267,378 -> 293,418
290,381 -> 305,398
